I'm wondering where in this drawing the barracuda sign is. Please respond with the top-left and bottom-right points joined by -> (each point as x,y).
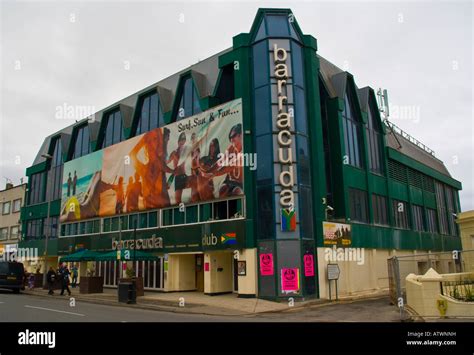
273,43 -> 295,209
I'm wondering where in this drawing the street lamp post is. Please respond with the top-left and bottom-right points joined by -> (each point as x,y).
41,153 -> 53,287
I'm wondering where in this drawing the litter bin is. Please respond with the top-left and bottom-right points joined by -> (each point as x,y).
118,282 -> 136,304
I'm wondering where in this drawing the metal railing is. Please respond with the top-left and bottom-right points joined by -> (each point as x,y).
440,279 -> 474,302
384,120 -> 436,157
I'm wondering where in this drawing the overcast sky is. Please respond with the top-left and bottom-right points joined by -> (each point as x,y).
1,0 -> 472,210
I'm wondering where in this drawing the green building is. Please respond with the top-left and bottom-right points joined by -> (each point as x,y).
20,8 -> 462,300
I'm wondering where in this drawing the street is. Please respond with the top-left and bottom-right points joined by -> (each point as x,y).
0,289 -> 403,322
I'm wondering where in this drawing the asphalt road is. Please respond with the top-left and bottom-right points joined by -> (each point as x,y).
0,289 -> 408,322
0,290 -> 245,322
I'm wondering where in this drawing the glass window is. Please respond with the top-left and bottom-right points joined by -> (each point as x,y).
297,135 -> 311,185
253,40 -> 269,88
64,224 -> 70,236
294,86 -> 307,135
256,134 -> 272,185
342,92 -> 363,168
257,186 -> 274,239
372,194 -> 388,225
93,220 -> 100,233
175,78 -> 201,121
291,42 -> 304,88
103,218 -> 111,233
70,223 -> 77,236
79,222 -> 86,235
426,208 -> 438,233
102,110 -> 124,148
12,199 -> 21,212
199,203 -> 212,222
266,15 -> 289,37
186,205 -> 198,224
393,200 -> 409,229
148,211 -> 158,227
111,217 -> 119,231
120,215 -> 129,230
349,188 -> 368,223
213,201 -> 227,220
228,199 -> 242,218
254,87 -> 271,136
366,103 -> 383,175
139,213 -> 148,228
2,201 -> 11,215
149,93 -> 159,130
445,186 -> 458,236
412,205 -> 424,232
72,125 -> 90,159
299,186 -> 313,238
129,214 -> 139,229
0,228 -> 8,240
10,226 -> 19,239
173,208 -> 184,225
28,172 -> 46,205
48,137 -> 64,201
162,209 -> 173,226
435,182 -> 449,235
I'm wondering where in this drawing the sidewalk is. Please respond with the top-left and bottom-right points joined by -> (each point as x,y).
22,287 -> 330,316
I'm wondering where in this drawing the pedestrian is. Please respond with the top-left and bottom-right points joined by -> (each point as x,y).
71,264 -> 78,288
46,267 -> 56,295
28,273 -> 35,290
59,264 -> 72,296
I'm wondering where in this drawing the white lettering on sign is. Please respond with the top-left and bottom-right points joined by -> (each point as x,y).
112,235 -> 163,250
273,43 -> 295,208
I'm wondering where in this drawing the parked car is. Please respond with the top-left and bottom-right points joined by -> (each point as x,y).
0,261 -> 25,293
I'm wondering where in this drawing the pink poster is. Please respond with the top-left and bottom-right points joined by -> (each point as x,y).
303,254 -> 314,277
259,253 -> 274,276
281,268 -> 300,292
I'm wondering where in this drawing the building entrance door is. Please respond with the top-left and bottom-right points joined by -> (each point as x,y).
233,256 -> 238,292
195,254 -> 204,292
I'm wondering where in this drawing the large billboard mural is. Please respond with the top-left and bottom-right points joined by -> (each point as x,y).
60,98 -> 243,222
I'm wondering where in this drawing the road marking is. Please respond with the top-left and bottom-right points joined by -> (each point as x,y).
24,305 -> 85,317
0,301 -> 4,304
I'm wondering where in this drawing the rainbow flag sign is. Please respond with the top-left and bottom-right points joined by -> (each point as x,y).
281,208 -> 296,232
221,232 -> 237,245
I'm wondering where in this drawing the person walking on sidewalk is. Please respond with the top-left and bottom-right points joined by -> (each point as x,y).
46,267 -> 56,295
71,265 -> 78,288
59,264 -> 71,296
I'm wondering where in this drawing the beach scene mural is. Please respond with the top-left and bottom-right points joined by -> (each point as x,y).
60,98 -> 243,223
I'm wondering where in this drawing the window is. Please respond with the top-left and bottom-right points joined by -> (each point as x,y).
435,182 -> 449,235
412,205 -> 424,232
366,103 -> 384,175
28,172 -> 46,205
2,201 -> 11,215
426,208 -> 438,233
26,219 -> 44,239
45,216 -> 59,238
72,125 -> 90,159
10,226 -> 19,239
393,200 -> 409,229
102,110 -> 124,148
12,199 -> 21,212
48,138 -> 63,201
342,92 -> 364,168
445,186 -> 458,236
349,188 -> 368,223
185,206 -> 198,224
175,77 -> 201,121
372,194 -> 388,225
0,228 -> 8,240
136,92 -> 163,135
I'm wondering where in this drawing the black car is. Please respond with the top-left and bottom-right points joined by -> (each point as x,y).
0,261 -> 25,293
